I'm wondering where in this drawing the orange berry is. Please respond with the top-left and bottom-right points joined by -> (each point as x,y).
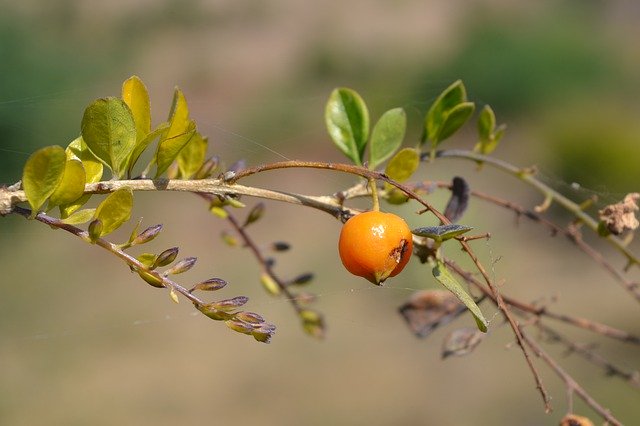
338,211 -> 413,285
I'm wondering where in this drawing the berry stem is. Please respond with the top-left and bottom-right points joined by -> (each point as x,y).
369,177 -> 380,212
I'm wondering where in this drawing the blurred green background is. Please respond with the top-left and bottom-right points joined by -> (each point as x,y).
1,0 -> 639,424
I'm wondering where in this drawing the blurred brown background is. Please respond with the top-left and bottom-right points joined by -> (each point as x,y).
1,0 -> 639,424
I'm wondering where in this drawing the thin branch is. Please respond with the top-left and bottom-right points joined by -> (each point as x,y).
10,206 -> 206,306
433,149 -> 639,268
520,327 -> 623,426
444,259 -> 640,345
225,210 -> 305,315
535,322 -> 640,388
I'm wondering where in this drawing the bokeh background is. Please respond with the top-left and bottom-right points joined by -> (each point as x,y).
1,0 -> 639,424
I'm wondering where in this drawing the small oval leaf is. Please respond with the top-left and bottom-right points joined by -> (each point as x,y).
424,80 -> 467,145
325,87 -> 370,165
60,208 -> 96,225
66,137 -> 103,184
384,147 -> 420,183
22,145 -> 66,213
93,188 -> 133,237
176,132 -> 207,179
369,107 -> 406,169
122,75 -> 151,141
412,224 -> 473,242
435,102 -> 475,144
48,159 -> 86,210
81,97 -> 137,178
155,88 -> 197,177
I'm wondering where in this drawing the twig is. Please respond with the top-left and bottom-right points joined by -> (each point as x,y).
225,211 -> 305,315
535,322 -> 640,388
520,327 -> 623,426
445,258 -> 640,345
10,206 -> 206,306
433,149 -> 640,269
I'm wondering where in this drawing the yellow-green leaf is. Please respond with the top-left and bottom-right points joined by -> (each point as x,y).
93,188 -> 133,237
176,132 -> 207,179
155,88 -> 196,177
22,145 -> 66,213
61,208 -> 96,225
66,137 -> 103,184
81,97 -> 137,178
122,76 -> 151,141
48,159 -> 86,210
385,147 -> 419,182
126,122 -> 170,178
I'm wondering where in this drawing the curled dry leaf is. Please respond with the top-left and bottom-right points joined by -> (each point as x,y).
398,289 -> 465,338
441,327 -> 485,359
444,176 -> 470,223
598,192 -> 639,235
559,414 -> 594,426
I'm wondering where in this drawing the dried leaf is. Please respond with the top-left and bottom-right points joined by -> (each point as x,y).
441,327 -> 485,358
559,414 -> 594,426
598,193 -> 639,235
398,290 -> 464,338
444,176 -> 470,223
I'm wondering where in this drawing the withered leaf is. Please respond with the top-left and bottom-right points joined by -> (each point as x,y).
598,193 -> 639,235
398,289 -> 465,338
444,176 -> 470,223
441,327 -> 485,359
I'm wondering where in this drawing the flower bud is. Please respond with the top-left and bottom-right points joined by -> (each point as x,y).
153,247 -> 179,268
165,257 -> 197,275
132,224 -> 163,245
189,278 -> 227,293
88,218 -> 103,242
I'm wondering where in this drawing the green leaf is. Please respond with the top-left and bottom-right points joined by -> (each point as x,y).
66,137 -> 103,184
61,208 -> 96,225
474,105 -> 506,155
93,188 -> 133,237
22,145 -> 66,213
81,97 -> 137,178
412,224 -> 473,242
435,102 -> 475,144
126,122 -> 170,178
432,260 -> 487,332
423,80 -> 475,147
424,80 -> 466,143
475,105 -> 506,156
477,105 -> 495,142
369,108 -> 406,170
48,159 -> 86,210
384,147 -> 420,182
325,87 -> 370,165
122,76 -> 151,141
155,88 -> 197,177
176,131 -> 207,179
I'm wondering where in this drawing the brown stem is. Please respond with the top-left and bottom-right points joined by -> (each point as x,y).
225,212 -> 304,315
444,258 -> 640,345
520,328 -> 623,426
10,206 -> 205,306
535,322 -> 640,388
